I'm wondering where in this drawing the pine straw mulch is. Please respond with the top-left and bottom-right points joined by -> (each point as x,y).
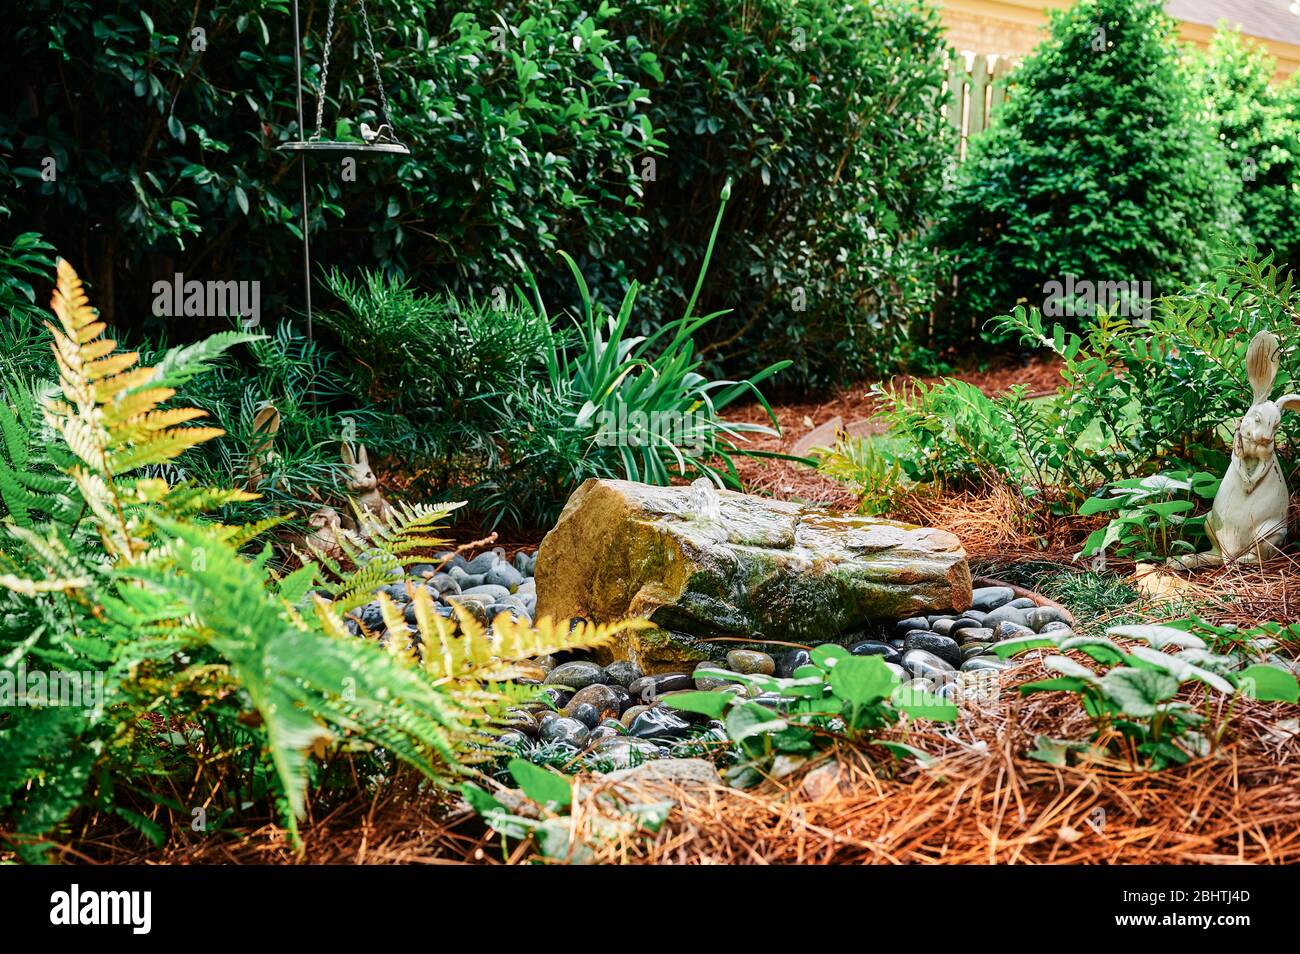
568,681 -> 1300,865
105,647 -> 1300,865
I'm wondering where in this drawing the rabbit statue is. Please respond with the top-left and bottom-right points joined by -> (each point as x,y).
297,506 -> 353,561
341,442 -> 395,535
1175,330 -> 1300,568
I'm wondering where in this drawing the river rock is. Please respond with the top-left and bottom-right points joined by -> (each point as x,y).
903,632 -> 962,668
776,648 -> 813,677
849,640 -> 902,663
534,479 -> 971,671
726,649 -> 775,675
543,661 -> 608,690
970,586 -> 1015,611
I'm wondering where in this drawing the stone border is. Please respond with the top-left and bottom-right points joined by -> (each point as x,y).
973,576 -> 1077,628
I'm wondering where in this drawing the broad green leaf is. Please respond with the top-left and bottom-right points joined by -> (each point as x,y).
1236,664 -> 1300,703
829,654 -> 897,705
891,683 -> 958,722
1106,624 -> 1206,650
507,757 -> 572,811
725,700 -> 787,743
662,689 -> 731,719
1059,636 -> 1128,665
1100,667 -> 1179,717
992,634 -> 1058,659
811,643 -> 851,669
1126,645 -> 1235,694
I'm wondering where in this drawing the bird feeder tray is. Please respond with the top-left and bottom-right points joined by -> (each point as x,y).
277,140 -> 411,158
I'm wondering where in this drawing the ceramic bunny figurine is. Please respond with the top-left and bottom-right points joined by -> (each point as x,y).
341,442 -> 395,533
1175,330 -> 1300,568
298,506 -> 352,561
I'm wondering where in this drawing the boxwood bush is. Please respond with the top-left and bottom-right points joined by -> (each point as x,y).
935,0 -> 1240,339
1197,28 -> 1300,273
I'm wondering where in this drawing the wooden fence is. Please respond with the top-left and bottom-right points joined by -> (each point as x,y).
945,53 -> 1015,160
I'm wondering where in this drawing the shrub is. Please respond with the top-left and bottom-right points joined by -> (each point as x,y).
1197,28 -> 1300,272
0,0 -> 660,326
607,0 -> 952,388
936,0 -> 1240,336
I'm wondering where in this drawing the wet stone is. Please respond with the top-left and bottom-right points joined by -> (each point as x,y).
485,562 -> 524,591
849,640 -> 902,664
893,616 -> 931,639
1024,606 -> 1069,630
464,552 -> 500,574
983,604 -> 1029,628
543,661 -> 609,690
620,704 -> 651,728
993,620 -> 1037,641
726,650 -> 775,675
569,703 -> 601,729
566,684 -> 625,720
539,716 -> 589,747
694,661 -> 733,690
628,673 -> 693,703
903,632 -> 962,668
628,707 -> 693,741
970,586 -> 1015,611
776,648 -> 812,677
961,656 -> 1011,673
604,659 -> 643,688
902,648 -> 957,683
930,617 -> 958,636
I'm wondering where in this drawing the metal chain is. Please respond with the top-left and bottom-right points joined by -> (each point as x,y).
311,0 -> 405,145
357,0 -> 404,142
311,0 -> 339,140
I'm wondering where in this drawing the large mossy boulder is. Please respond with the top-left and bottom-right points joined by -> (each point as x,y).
535,479 -> 971,671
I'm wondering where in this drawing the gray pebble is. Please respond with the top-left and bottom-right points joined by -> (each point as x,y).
983,604 -> 1029,628
970,586 -> 1015,611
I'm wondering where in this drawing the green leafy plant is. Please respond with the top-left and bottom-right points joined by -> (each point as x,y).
664,644 -> 957,786
610,0 -> 953,387
1078,470 -> 1220,561
320,185 -> 791,529
1,0 -> 661,327
461,756 -> 673,863
820,249 -> 1300,520
995,622 -> 1298,770
813,432 -> 910,516
1196,27 -> 1300,272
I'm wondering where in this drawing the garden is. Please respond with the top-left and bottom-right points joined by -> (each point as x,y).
2,0 -> 1300,872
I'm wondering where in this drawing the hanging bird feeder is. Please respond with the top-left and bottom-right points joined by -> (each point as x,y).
279,0 -> 410,337
280,0 -> 411,159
